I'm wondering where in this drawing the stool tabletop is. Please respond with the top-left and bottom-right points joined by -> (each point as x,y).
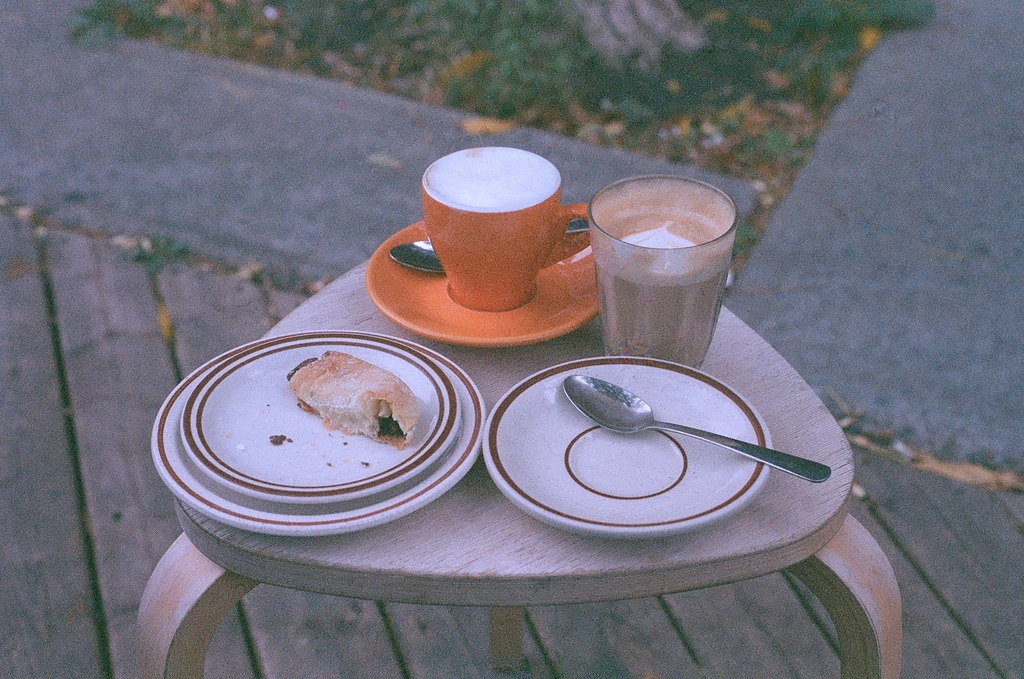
177,263 -> 853,607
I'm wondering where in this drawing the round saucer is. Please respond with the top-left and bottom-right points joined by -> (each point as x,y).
365,222 -> 598,347
483,357 -> 770,539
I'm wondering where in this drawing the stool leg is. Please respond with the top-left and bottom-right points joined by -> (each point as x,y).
139,534 -> 258,679
787,515 -> 901,679
488,606 -> 526,671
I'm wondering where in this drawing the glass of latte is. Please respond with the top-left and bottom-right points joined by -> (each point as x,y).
588,175 -> 737,368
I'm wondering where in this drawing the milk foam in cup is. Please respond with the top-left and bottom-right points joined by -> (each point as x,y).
589,175 -> 737,367
423,147 -> 562,212
420,147 -> 590,312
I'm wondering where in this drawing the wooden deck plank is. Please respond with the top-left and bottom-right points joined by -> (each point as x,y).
663,574 -> 839,678
847,498 -> 1002,678
155,263 -> 277,373
243,588 -> 406,678
46,230 -> 180,678
447,606 -> 553,678
0,218 -> 107,677
45,233 -> 253,679
853,451 -> 1024,677
528,599 -> 707,678
386,603 -> 553,678
387,603 -> 493,679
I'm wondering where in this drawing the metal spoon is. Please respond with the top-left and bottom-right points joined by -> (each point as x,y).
389,239 -> 445,273
390,218 -> 590,274
562,375 -> 832,483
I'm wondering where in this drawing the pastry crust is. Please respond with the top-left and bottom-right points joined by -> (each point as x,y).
287,351 -> 420,449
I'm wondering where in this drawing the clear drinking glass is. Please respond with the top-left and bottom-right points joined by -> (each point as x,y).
588,175 -> 737,368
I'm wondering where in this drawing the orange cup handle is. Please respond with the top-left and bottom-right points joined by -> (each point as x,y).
542,202 -> 591,268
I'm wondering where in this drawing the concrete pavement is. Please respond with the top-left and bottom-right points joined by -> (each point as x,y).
726,0 -> 1024,471
0,0 -> 753,280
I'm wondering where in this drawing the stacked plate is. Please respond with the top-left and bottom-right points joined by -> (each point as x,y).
152,331 -> 484,536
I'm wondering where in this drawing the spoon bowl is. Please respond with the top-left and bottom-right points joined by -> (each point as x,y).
389,240 -> 445,273
562,375 -> 831,483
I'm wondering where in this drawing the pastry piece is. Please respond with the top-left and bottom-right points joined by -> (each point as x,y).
287,351 -> 420,449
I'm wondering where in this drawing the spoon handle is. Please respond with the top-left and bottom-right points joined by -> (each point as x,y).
653,421 -> 832,483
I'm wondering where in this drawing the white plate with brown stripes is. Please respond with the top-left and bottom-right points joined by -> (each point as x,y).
179,332 -> 463,505
483,357 -> 770,539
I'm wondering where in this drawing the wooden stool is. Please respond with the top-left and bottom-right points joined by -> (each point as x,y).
139,264 -> 901,678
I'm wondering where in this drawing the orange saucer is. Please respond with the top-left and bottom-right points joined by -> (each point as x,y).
366,222 -> 598,347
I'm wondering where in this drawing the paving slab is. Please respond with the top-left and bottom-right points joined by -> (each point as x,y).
727,0 -> 1024,470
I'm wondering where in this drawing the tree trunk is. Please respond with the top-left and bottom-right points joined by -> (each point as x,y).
565,0 -> 706,71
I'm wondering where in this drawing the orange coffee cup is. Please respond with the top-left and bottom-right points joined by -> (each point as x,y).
421,147 -> 590,312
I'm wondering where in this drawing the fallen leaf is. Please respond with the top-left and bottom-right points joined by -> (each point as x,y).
603,121 -> 625,137
747,17 -> 773,33
859,26 -> 883,51
366,153 -> 405,169
831,72 -> 851,98
762,70 -> 789,90
720,97 -> 752,121
576,122 -> 602,142
448,51 -> 494,79
849,433 -> 1024,492
110,234 -> 143,250
848,433 -> 905,462
703,8 -> 729,23
699,121 -> 721,137
899,441 -> 1024,493
305,277 -> 328,295
458,116 -> 516,136
774,101 -> 811,120
156,300 -> 175,343
743,106 -> 772,126
235,261 -> 263,280
2,256 -> 34,280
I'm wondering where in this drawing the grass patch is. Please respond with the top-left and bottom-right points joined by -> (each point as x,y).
72,0 -> 932,260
